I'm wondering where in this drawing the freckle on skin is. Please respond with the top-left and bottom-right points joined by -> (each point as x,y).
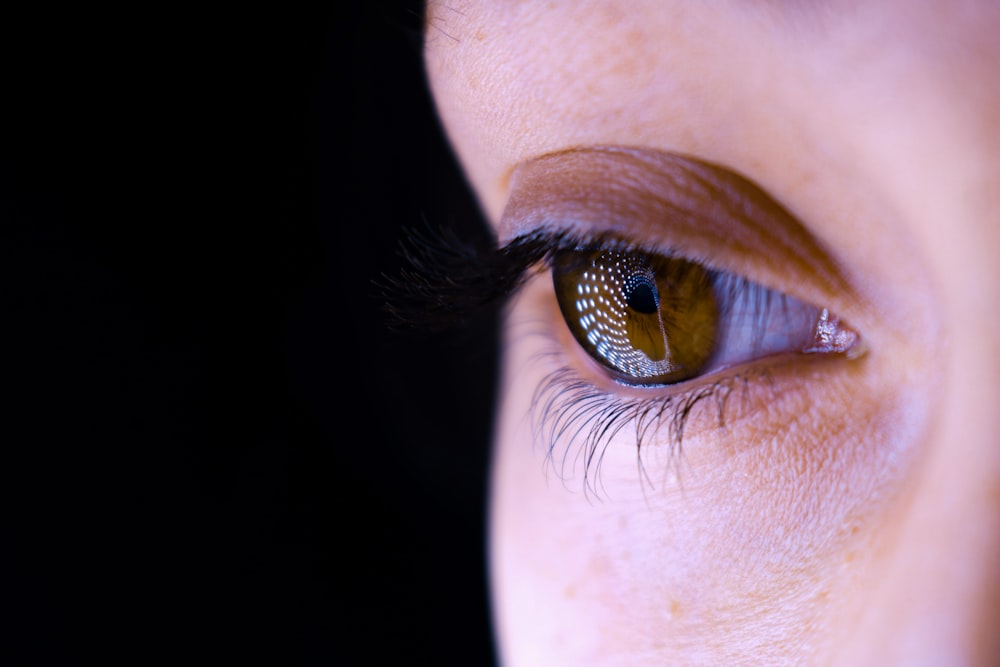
670,599 -> 683,618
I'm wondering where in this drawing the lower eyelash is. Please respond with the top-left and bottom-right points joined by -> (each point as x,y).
525,338 -> 757,499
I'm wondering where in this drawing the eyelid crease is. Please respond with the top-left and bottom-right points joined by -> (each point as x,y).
498,145 -> 864,322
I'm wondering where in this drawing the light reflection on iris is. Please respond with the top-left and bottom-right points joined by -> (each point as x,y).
554,249 -> 719,385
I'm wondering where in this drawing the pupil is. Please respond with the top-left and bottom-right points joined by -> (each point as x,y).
627,281 -> 658,314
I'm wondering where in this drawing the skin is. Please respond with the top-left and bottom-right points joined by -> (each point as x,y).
423,1 -> 1000,665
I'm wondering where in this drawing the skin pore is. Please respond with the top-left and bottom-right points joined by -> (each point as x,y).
423,1 -> 1000,665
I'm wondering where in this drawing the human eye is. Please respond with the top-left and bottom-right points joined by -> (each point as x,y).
545,233 -> 859,387
499,225 -> 862,491
383,145 -> 871,494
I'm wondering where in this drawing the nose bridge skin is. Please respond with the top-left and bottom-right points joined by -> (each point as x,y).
834,316 -> 1000,666
832,125 -> 1000,665
799,4 -> 1000,657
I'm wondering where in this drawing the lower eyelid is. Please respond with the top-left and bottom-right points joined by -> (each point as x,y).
507,273 -> 863,469
516,340 -> 864,497
546,314 -> 846,413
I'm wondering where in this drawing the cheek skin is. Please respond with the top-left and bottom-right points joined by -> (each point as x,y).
489,284 -> 924,666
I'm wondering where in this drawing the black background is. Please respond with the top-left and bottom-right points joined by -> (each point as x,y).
2,2 -> 498,665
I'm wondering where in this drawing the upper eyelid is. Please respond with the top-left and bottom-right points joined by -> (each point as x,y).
497,145 -> 865,321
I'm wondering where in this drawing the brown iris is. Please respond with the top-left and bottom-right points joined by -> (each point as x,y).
553,248 -> 719,385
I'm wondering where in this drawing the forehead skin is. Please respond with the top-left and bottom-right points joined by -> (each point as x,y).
423,0 -> 1000,248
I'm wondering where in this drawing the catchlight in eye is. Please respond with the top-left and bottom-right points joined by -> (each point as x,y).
553,248 -> 720,385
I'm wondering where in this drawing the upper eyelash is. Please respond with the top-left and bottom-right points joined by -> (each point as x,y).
379,222 -> 708,329
380,223 -> 781,497
377,223 -> 548,331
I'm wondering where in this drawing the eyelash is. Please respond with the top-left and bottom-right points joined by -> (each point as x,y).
526,356 -> 758,496
379,224 -> 544,331
382,223 -> 824,495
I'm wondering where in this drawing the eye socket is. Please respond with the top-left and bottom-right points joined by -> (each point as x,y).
552,244 -> 860,386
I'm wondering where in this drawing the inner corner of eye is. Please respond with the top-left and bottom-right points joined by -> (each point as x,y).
550,245 -> 864,387
802,308 -> 866,360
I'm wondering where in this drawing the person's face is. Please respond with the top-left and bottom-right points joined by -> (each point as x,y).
424,1 -> 1000,664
